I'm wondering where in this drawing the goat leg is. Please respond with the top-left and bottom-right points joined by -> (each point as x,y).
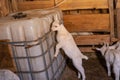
54,43 -> 62,57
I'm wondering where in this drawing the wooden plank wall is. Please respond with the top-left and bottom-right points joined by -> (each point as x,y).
0,0 -> 55,16
57,0 -> 108,10
116,0 -> 120,8
57,0 -> 111,34
16,0 -> 109,11
17,0 -> 55,11
0,0 -> 112,16
0,0 -> 115,52
73,35 -> 110,45
57,0 -> 114,34
57,0 -> 114,52
63,14 -> 110,32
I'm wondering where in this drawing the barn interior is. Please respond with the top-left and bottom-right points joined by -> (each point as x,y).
0,0 -> 120,80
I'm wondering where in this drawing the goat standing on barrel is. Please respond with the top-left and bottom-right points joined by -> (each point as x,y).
51,15 -> 88,80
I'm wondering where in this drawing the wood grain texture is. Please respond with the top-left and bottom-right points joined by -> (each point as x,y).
117,9 -> 120,38
108,0 -> 114,38
0,0 -> 9,16
73,35 -> 110,45
0,0 -> 18,17
57,0 -> 108,10
116,0 -> 120,8
79,47 -> 95,52
64,14 -> 110,32
18,1 -> 54,11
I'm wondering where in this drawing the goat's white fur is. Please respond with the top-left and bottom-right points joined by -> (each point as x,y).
51,15 -> 88,80
96,42 -> 120,80
115,41 -> 120,50
109,41 -> 120,50
0,69 -> 20,80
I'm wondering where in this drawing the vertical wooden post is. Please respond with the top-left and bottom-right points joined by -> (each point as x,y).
11,0 -> 18,12
116,0 -> 120,39
116,10 -> 120,38
108,0 -> 115,41
0,0 -> 8,16
0,0 -> 18,17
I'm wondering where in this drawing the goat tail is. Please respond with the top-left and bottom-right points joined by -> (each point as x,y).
82,55 -> 88,60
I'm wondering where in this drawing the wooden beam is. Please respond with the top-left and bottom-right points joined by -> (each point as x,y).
79,47 -> 95,52
57,0 -> 108,10
117,9 -> 120,38
0,0 -> 9,16
116,0 -> 120,39
73,35 -> 110,45
18,1 -> 54,11
64,14 -> 110,32
11,0 -> 18,12
108,0 -> 115,39
116,0 -> 120,8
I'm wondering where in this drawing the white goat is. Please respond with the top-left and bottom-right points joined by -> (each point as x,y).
109,41 -> 120,50
96,43 -> 120,80
51,16 -> 88,80
0,69 -> 20,80
115,41 -> 120,50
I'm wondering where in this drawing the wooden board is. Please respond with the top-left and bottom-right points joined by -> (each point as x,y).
79,47 -> 95,52
0,0 -> 18,17
108,0 -> 114,38
117,0 -> 120,8
0,0 -> 9,16
0,40 -> 16,72
64,14 -> 110,32
55,0 -> 63,4
73,35 -> 110,45
18,1 -> 54,11
117,9 -> 120,38
57,0 -> 108,10
116,0 -> 119,40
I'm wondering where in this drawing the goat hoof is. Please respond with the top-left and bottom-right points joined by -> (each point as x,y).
108,73 -> 111,76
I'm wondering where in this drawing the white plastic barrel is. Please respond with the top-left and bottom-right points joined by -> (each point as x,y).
0,8 -> 65,80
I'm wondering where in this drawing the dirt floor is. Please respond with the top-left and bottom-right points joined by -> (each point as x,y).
60,52 -> 114,80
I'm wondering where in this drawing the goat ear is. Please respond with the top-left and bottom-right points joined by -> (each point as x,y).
104,42 -> 109,48
54,15 -> 59,22
116,41 -> 120,45
96,48 -> 101,51
103,42 -> 108,47
54,15 -> 63,25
